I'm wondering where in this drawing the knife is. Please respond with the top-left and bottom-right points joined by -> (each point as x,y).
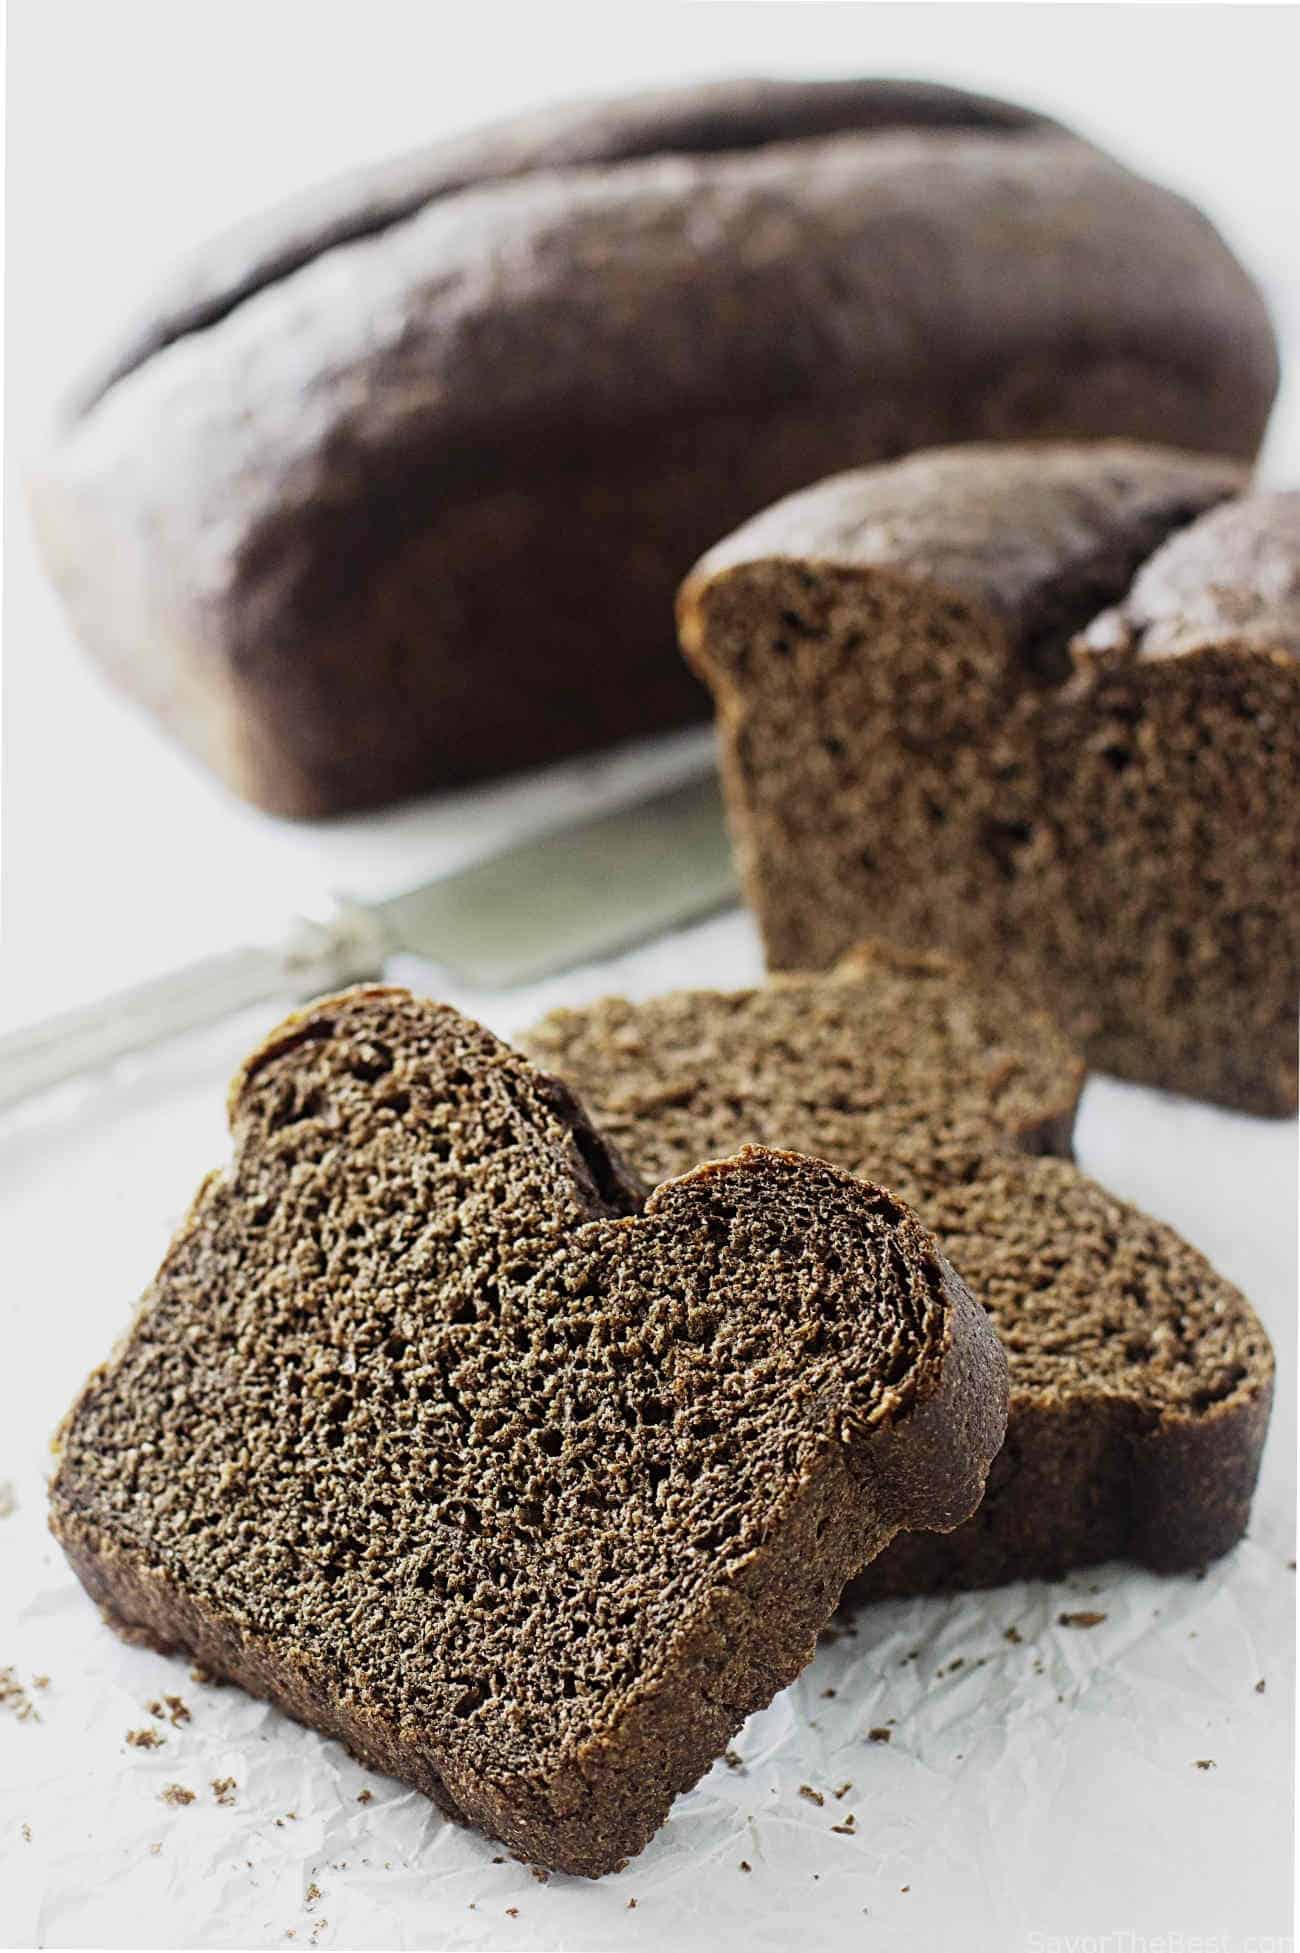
0,769 -> 736,1112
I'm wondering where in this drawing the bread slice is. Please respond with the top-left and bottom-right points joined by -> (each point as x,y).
848,1157 -> 1274,1598
522,939 -> 1084,1210
49,986 -> 1007,1877
678,443 -> 1299,1113
525,962 -> 1273,1591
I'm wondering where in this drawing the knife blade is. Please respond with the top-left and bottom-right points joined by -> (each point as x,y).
0,768 -> 736,1111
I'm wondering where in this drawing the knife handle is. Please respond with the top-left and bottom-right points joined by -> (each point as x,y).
0,902 -> 388,1113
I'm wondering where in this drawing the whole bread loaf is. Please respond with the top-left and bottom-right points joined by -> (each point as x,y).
49,986 -> 1007,1876
679,444 -> 1299,1114
31,79 -> 1277,815
525,955 -> 1274,1592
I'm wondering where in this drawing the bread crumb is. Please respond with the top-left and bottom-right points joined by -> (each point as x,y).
148,1842 -> 162,1856
831,1814 -> 857,1835
189,1664 -> 222,1687
1256,1679 -> 1266,1693
821,1687 -> 836,1699
506,1907 -> 518,1919
0,1669 -> 40,1724
627,1897 -> 637,1909
160,1784 -> 195,1807
901,1884 -> 910,1893
356,1788 -> 373,1804
530,1867 -> 548,1884
798,1784 -> 824,1807
833,1781 -> 853,1799
212,1777 -> 237,1806
0,1482 -> 15,1518
739,1860 -> 752,1872
21,1822 -> 32,1843
148,1695 -> 191,1725
723,1748 -> 743,1770
867,1727 -> 891,1744
1003,1624 -> 1023,1644
32,1675 -> 49,1691
310,1923 -> 328,1945
1058,1610 -> 1107,1629
305,1883 -> 321,1908
127,1727 -> 165,1749
1194,1759 -> 1216,1771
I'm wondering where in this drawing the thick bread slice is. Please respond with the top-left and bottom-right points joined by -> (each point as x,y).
848,1158 -> 1273,1596
523,939 -> 1084,1207
679,443 -> 1299,1114
49,987 -> 1007,1877
525,964 -> 1274,1590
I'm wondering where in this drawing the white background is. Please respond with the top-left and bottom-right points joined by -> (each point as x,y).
2,5 -> 1297,1950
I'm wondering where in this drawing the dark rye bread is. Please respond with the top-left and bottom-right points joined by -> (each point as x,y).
522,939 -> 1085,1209
846,1158 -> 1275,1598
31,80 -> 1277,816
679,443 -> 1300,1114
48,986 -> 1007,1877
525,968 -> 1274,1594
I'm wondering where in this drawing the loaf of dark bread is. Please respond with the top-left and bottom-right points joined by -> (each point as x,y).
31,79 -> 1277,815
679,444 -> 1299,1114
525,953 -> 1274,1590
49,986 -> 1007,1877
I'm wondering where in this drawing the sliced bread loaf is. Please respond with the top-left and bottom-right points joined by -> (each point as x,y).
49,986 -> 1007,1876
678,443 -> 1299,1113
525,962 -> 1274,1590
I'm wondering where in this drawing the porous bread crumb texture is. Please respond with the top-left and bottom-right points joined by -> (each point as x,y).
848,1158 -> 1273,1597
680,446 -> 1299,1114
525,952 -> 1274,1596
49,986 -> 1006,1877
523,939 -> 1081,1210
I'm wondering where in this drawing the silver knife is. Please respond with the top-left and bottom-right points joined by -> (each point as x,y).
0,770 -> 736,1111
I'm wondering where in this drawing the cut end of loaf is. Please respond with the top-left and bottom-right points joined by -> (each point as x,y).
678,444 -> 1297,1113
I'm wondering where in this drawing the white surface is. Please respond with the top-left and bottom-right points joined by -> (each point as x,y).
2,6 -> 1297,1950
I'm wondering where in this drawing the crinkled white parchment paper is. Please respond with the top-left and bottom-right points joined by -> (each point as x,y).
1,894 -> 1294,1953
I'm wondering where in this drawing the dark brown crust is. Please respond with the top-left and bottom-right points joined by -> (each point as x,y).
47,990 -> 1007,1877
681,449 -> 1298,1115
69,77 -> 1056,416
847,1379 -> 1275,1600
30,83 -> 1276,816
1077,488 -> 1300,664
